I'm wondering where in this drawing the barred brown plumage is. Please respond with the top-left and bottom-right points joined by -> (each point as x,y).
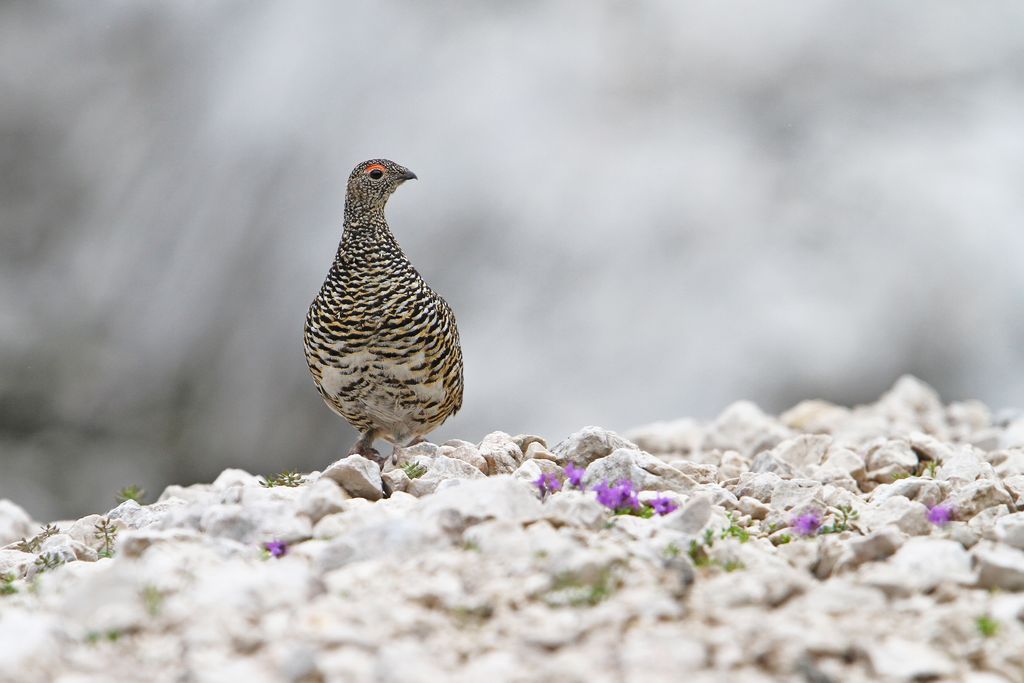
304,159 -> 464,477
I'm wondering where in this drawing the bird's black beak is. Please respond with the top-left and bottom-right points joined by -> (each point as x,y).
398,169 -> 418,182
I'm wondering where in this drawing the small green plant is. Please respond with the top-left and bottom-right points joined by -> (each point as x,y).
819,505 -> 859,535
664,542 -> 682,559
261,470 -> 304,487
0,573 -> 16,595
721,512 -> 751,543
925,461 -> 939,478
976,615 -> 999,638
688,528 -> 717,568
94,518 -> 118,558
116,484 -> 146,504
774,533 -> 793,545
462,540 -> 481,552
402,462 -> 428,479
891,471 -> 910,480
615,505 -> 655,519
543,569 -> 616,607
141,586 -> 164,617
15,524 -> 60,554
85,629 -> 123,644
34,552 -> 65,573
721,559 -> 745,572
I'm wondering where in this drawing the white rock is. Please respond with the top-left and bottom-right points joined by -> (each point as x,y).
975,542 -> 1024,590
212,468 -> 263,489
0,609 -> 60,683
406,455 -> 486,497
417,476 -> 543,534
437,440 -> 487,473
887,537 -> 974,590
869,477 -> 947,507
704,400 -> 792,456
584,448 -> 698,493
477,431 -> 524,475
664,494 -> 712,535
625,418 -> 703,457
550,426 -> 638,467
732,472 -> 783,503
321,454 -> 384,501
542,491 -> 607,530
868,638 -> 955,680
994,512 -> 1024,549
0,500 -> 33,547
297,478 -> 348,523
946,479 -> 1014,520
859,496 -> 931,535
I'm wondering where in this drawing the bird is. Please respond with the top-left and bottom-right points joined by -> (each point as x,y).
304,158 -> 464,477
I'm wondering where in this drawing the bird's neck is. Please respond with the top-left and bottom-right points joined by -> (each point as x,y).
337,198 -> 404,263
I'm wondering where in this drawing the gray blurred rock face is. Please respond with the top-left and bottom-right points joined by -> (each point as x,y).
2,2 -> 1024,520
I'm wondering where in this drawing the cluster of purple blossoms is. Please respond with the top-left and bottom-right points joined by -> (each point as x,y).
648,495 -> 679,516
534,463 -> 587,496
564,463 -> 585,489
791,511 -> 822,537
263,540 -> 288,558
594,480 -> 641,512
533,472 -> 563,495
927,503 -> 955,527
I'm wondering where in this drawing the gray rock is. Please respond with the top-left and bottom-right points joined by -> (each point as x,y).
975,542 -> 1024,590
665,494 -> 712,535
477,431 -> 524,475
406,455 -> 486,497
887,537 -> 974,590
869,477 -> 948,507
584,448 -> 698,494
542,491 -> 607,530
748,451 -> 795,478
381,468 -> 410,495
768,479 -> 823,513
868,638 -> 955,680
297,478 -> 349,523
321,454 -> 384,501
704,400 -> 792,457
511,434 -> 547,453
437,440 -> 487,473
732,472 -> 783,503
625,418 -> 703,457
417,476 -> 543,534
832,527 -> 903,573
937,445 -> 995,485
946,479 -> 1014,520
994,512 -> 1024,549
864,438 -> 919,482
550,426 -> 638,468
771,434 -> 832,472
212,468 -> 263,489
859,496 -> 931,535
0,499 -> 33,546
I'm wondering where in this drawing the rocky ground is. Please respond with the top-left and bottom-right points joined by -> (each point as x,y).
3,376 -> 1024,683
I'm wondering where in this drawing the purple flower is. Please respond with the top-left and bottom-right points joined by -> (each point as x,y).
564,463 -> 585,490
648,495 -> 678,516
594,480 -> 641,512
533,472 -> 562,495
927,504 -> 955,527
264,540 -> 288,558
791,511 -> 822,537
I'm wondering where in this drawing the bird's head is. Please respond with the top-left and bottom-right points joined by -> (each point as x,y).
346,159 -> 417,208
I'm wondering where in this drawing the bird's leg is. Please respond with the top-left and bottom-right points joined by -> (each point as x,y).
347,430 -> 391,499
348,430 -> 383,466
390,435 -> 427,465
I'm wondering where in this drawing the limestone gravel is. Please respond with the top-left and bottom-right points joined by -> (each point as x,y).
2,376 -> 1024,682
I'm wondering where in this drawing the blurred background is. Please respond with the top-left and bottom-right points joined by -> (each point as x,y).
3,1 -> 1024,521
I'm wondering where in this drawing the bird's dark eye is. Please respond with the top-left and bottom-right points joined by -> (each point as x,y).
368,168 -> 384,180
